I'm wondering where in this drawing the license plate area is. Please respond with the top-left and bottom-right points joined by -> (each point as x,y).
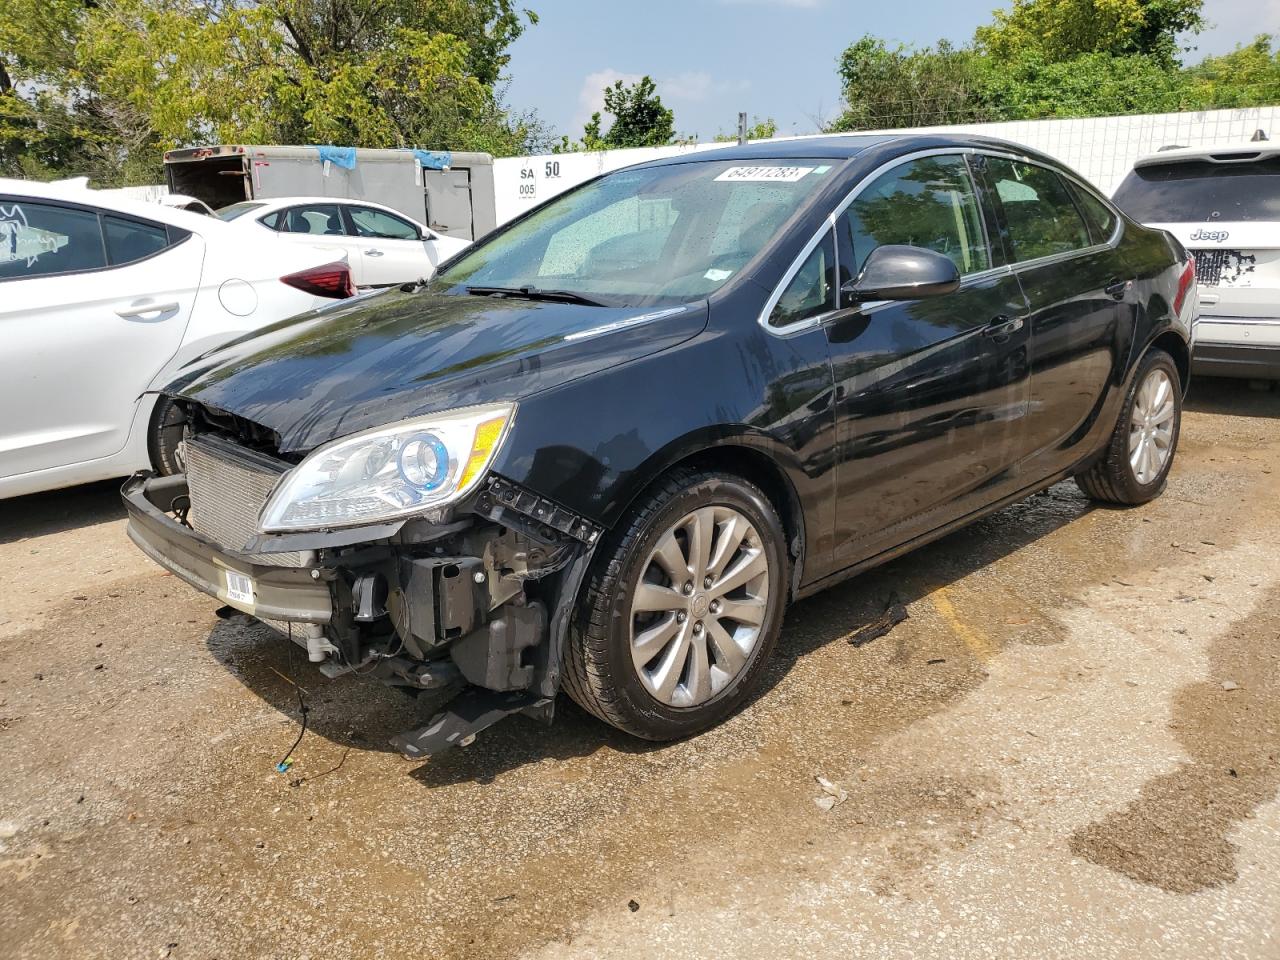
224,569 -> 255,607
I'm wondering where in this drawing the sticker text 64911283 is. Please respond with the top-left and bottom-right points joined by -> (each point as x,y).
714,166 -> 814,183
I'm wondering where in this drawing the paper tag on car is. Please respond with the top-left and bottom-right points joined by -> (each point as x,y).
704,268 -> 732,281
715,166 -> 814,183
225,570 -> 254,606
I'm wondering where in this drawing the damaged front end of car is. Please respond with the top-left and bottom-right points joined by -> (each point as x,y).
122,399 -> 600,759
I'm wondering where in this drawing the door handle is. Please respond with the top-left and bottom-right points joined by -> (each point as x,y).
116,300 -> 179,320
983,315 -> 1024,339
364,249 -> 385,257
1105,278 -> 1131,300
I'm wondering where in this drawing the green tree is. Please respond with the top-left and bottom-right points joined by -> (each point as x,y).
829,36 -> 985,130
1184,36 -> 1280,107
0,0 -> 544,184
578,75 -> 675,150
976,0 -> 1205,65
714,116 -> 778,142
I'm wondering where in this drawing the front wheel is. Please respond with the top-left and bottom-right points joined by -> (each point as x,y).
563,469 -> 789,741
1075,348 -> 1182,505
147,397 -> 187,476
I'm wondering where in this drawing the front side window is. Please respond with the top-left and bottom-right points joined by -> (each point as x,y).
842,155 -> 990,277
348,206 -> 420,241
102,215 -> 169,266
434,159 -> 834,306
985,158 -> 1091,262
280,204 -> 345,236
769,231 -> 835,327
0,201 -> 105,281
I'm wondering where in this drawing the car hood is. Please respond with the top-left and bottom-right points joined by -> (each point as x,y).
165,288 -> 707,454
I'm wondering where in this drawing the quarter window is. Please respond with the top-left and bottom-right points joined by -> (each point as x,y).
769,231 -> 835,328
842,155 -> 990,277
1068,182 -> 1118,242
0,201 -> 106,281
347,206 -> 420,241
985,159 -> 1091,262
280,204 -> 345,236
102,215 -> 169,266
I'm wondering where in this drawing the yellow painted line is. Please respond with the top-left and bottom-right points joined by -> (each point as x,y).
929,587 -> 997,662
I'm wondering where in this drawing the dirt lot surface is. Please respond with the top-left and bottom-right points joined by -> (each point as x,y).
2,378 -> 1279,960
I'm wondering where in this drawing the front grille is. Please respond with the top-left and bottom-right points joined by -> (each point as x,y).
186,435 -> 304,567
1190,248 -> 1256,287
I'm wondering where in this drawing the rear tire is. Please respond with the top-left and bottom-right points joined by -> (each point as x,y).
147,397 -> 187,476
1075,348 -> 1181,505
563,468 -> 789,741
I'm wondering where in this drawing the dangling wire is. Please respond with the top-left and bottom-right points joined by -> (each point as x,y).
273,625 -> 309,774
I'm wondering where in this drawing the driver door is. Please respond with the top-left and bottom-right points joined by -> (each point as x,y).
821,154 -> 1031,564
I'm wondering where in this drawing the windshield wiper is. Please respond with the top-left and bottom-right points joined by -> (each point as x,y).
465,285 -> 610,307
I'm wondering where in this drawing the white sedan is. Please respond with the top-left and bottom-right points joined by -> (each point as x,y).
0,178 -> 357,499
215,197 -> 471,288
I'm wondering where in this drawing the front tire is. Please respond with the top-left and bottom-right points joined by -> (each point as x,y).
147,397 -> 187,476
563,469 -> 789,741
1076,348 -> 1181,505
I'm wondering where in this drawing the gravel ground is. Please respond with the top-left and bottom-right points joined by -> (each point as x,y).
1,378 -> 1278,960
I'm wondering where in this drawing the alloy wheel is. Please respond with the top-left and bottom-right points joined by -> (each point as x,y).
629,506 -> 771,707
1128,367 -> 1176,485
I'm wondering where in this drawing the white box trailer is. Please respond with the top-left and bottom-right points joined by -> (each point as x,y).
163,145 -> 497,241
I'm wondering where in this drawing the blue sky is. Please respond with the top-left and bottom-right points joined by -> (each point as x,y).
505,0 -> 1280,142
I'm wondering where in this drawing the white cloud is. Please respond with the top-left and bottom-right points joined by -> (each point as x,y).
573,69 -> 752,132
1189,0 -> 1280,57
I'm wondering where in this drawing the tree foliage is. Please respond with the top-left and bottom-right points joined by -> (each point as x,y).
559,75 -> 675,152
831,0 -> 1280,132
0,0 -> 546,184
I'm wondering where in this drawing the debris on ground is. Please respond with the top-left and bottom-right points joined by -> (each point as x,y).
847,595 -> 909,647
1222,679 -> 1240,691
814,775 -> 848,812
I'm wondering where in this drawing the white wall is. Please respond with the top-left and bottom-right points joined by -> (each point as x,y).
493,105 -> 1280,225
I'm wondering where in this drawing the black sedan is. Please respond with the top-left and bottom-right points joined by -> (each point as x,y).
124,134 -> 1197,756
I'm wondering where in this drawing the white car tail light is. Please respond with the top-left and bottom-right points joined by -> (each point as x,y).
281,261 -> 355,299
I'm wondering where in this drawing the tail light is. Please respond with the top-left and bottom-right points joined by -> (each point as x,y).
1172,258 -> 1196,317
281,261 -> 355,299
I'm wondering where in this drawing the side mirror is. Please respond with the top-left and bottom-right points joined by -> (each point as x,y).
841,245 -> 961,304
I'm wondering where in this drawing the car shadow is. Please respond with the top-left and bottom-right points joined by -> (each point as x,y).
1186,375 -> 1280,418
0,478 -> 128,545
206,481 -> 1093,787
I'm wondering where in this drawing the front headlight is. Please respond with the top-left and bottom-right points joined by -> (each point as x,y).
258,403 -> 515,532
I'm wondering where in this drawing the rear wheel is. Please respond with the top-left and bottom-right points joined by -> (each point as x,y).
1075,348 -> 1181,505
563,469 -> 789,740
147,397 -> 187,476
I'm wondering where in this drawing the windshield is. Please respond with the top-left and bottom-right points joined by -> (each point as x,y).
1113,157 -> 1280,223
434,159 -> 837,306
216,201 -> 268,222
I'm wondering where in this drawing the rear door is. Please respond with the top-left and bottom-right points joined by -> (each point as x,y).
0,197 -> 203,477
270,202 -> 367,282
819,153 -> 1031,563
341,204 -> 433,286
423,168 -> 475,240
977,155 -> 1133,479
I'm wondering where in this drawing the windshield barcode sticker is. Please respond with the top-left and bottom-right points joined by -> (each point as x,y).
715,166 -> 814,183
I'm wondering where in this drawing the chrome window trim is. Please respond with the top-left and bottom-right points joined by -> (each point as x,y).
759,146 -> 1123,337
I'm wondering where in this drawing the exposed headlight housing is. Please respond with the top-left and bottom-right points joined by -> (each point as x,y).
258,403 -> 515,532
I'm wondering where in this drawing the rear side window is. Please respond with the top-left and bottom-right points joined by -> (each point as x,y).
347,206 -> 419,240
985,159 -> 1091,262
1068,182 -> 1118,242
1112,157 -> 1280,223
843,154 -> 991,276
769,230 -> 835,327
0,201 -> 106,281
280,204 -> 345,236
216,201 -> 268,222
103,215 -> 169,265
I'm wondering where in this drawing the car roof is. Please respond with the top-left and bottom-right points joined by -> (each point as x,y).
0,177 -> 222,232
1132,142 -> 1280,169
635,132 -> 1071,172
